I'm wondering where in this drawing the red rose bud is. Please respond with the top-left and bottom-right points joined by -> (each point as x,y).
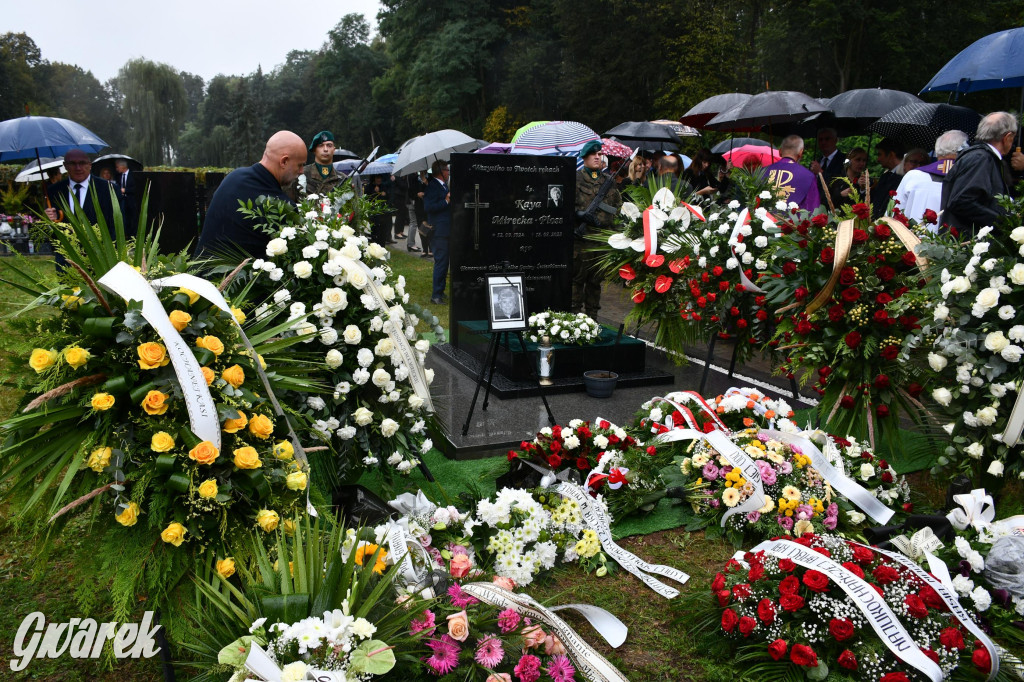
645,253 -> 665,268
654,275 -> 673,293
790,644 -> 818,667
738,616 -> 757,636
757,598 -> 776,624
923,208 -> 938,224
873,374 -> 890,389
841,561 -> 865,579
876,292 -> 893,305
701,272 -> 710,283
782,262 -> 797,275
852,545 -> 875,564
845,331 -> 862,348
507,450 -> 519,460
876,265 -> 895,281
736,318 -> 748,329
872,564 -> 900,585
828,305 -> 844,322
820,247 -> 835,264
874,223 -> 892,239
797,239 -> 808,249
901,251 -> 917,267
881,470 -> 894,482
720,608 -> 739,632
646,445 -> 657,455
778,558 -> 796,572
905,594 -> 928,618
811,214 -> 828,227
548,454 -> 562,468
829,618 -> 855,641
873,310 -> 891,326
712,265 -> 724,276
851,203 -> 870,220
876,405 -> 890,418
576,457 -> 590,470
719,280 -> 730,291
973,647 -> 993,674
841,287 -> 861,302
756,310 -> 768,321
839,267 -> 857,285
919,585 -> 945,610
837,649 -> 858,670
880,344 -> 900,360
780,594 -> 805,612
802,570 -> 830,593
778,574 -> 800,596
903,502 -> 914,512
711,572 -> 726,592
618,264 -> 636,281
767,639 -> 788,661
939,626 -> 965,650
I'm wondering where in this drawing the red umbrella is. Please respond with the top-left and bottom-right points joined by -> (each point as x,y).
722,144 -> 779,168
600,138 -> 634,158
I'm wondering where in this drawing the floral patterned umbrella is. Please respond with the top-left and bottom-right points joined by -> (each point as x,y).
600,138 -> 634,158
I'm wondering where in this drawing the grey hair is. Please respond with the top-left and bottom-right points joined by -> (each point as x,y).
934,130 -> 968,157
975,111 -> 1019,143
779,135 -> 804,155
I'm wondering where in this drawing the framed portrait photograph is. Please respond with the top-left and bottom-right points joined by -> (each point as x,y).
487,274 -> 527,332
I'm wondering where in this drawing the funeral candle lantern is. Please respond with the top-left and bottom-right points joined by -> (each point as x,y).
537,334 -> 554,385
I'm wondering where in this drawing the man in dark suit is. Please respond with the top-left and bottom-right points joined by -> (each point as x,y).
871,138 -> 905,220
115,159 -> 139,235
197,131 -> 306,258
424,159 -> 451,305
810,127 -> 846,187
44,148 -> 121,229
941,111 -> 1019,235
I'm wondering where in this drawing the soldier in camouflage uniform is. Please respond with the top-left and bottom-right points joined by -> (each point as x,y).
573,140 -> 622,317
287,130 -> 345,201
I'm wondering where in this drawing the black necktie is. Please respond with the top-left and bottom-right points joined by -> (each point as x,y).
122,172 -> 127,190
74,183 -> 84,209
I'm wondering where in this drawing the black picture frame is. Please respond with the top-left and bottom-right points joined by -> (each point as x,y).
487,273 -> 527,332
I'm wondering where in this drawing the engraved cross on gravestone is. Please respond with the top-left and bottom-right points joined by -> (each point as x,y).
463,183 -> 490,250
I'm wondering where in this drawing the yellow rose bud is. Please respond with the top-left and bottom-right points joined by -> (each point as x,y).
91,392 -> 116,411
248,413 -> 274,440
169,309 -> 192,332
61,293 -> 83,309
223,411 -> 248,433
201,366 -> 216,386
160,521 -> 187,547
233,446 -> 262,469
285,470 -> 307,491
188,440 -> 220,465
141,390 -> 169,415
216,557 -> 236,578
63,346 -> 91,370
137,341 -> 170,370
115,502 -> 140,527
282,518 -> 296,534
87,446 -> 112,472
196,335 -> 225,356
256,509 -> 279,533
231,307 -> 246,324
221,364 -> 245,389
149,431 -> 175,452
197,478 -> 218,499
273,440 -> 294,460
29,348 -> 58,373
174,287 -> 200,305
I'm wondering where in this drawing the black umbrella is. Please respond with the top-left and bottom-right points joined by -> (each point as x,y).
92,153 -> 143,174
705,91 -> 831,132
680,93 -> 752,128
867,103 -> 981,150
604,121 -> 681,151
828,88 -> 923,122
710,137 -> 771,154
332,148 -> 360,161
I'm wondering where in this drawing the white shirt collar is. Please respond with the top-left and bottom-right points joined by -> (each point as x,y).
69,176 -> 91,206
986,143 -> 1003,159
822,150 -> 837,163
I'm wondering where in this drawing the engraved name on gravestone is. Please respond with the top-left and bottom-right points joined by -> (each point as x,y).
448,153 -> 576,348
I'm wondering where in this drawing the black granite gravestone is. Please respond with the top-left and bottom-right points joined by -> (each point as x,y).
448,153 -> 576,348
137,171 -> 200,254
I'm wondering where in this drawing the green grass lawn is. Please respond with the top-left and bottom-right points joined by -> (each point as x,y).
386,243 -> 449,335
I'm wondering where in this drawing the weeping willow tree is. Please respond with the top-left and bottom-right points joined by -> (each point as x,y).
116,58 -> 187,165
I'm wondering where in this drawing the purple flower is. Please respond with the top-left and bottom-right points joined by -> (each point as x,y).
423,635 -> 460,675
777,516 -> 794,530
826,503 -> 838,516
746,511 -> 761,523
757,433 -> 770,442
755,460 -> 772,476
709,498 -> 721,508
760,468 -> 777,486
823,515 -> 837,530
790,444 -> 803,455
702,463 -> 720,480
795,504 -> 814,520
776,461 -> 793,475
721,465 -> 734,475
448,584 -> 479,609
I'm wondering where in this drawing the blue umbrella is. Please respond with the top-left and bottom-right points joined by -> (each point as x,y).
377,152 -> 399,164
0,115 -> 108,162
921,27 -> 1024,94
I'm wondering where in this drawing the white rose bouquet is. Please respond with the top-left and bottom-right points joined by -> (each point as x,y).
527,310 -> 602,346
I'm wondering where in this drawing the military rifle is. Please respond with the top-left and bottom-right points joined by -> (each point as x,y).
574,147 -> 639,238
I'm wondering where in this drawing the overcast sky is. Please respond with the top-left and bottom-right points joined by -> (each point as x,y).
5,0 -> 384,83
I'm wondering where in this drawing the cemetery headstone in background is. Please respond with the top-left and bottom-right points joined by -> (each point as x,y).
448,153 -> 576,349
138,171 -> 200,254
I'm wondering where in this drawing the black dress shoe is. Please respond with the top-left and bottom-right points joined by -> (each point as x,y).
430,297 -> 445,305
408,246 -> 422,252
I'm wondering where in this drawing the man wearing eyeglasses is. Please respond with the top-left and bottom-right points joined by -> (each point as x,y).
44,148 -> 121,230
941,111 -> 1019,235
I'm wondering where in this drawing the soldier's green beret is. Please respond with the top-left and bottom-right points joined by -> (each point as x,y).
579,140 -> 602,159
309,131 -> 335,151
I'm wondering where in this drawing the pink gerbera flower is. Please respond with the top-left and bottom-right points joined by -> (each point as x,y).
448,584 -> 479,609
424,634 -> 461,676
513,653 -> 542,682
546,654 -> 576,682
497,608 -> 521,633
411,609 -> 436,635
474,635 -> 504,668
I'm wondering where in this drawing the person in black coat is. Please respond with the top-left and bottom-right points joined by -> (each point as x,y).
197,131 -> 306,258
810,127 -> 846,187
871,138 -> 905,220
941,111 -> 1019,235
114,159 -> 139,236
424,160 -> 452,304
44,148 -> 122,229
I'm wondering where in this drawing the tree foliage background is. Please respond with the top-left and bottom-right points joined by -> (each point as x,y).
2,0 -> 1023,167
